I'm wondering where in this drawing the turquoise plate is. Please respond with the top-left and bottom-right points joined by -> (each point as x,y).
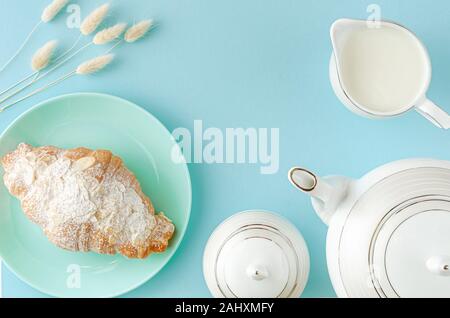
0,93 -> 192,298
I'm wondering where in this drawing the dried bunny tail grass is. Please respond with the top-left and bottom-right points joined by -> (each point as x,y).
0,0 -> 67,74
76,54 -> 114,75
0,22 -> 42,73
31,40 -> 57,71
41,0 -> 69,23
125,19 -> 154,43
1,54 -> 114,112
93,23 -> 127,45
80,3 -> 110,36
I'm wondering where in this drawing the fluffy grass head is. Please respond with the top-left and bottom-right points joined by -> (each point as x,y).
93,23 -> 127,45
76,54 -> 114,75
31,40 -> 57,71
125,19 -> 154,43
80,3 -> 110,36
41,0 -> 69,23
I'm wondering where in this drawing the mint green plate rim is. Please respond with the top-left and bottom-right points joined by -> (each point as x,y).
0,92 -> 192,298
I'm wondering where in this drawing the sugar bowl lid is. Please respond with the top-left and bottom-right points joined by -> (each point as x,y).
203,211 -> 310,298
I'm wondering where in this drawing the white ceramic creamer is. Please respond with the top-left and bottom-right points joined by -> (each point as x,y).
330,19 -> 450,129
338,24 -> 427,112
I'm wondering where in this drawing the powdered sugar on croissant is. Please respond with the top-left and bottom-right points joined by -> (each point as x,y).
1,143 -> 175,259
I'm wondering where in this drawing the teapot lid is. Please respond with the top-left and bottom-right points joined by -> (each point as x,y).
333,164 -> 450,298
371,202 -> 450,298
203,211 -> 310,298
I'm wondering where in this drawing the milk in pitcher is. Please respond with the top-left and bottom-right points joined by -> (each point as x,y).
336,24 -> 429,114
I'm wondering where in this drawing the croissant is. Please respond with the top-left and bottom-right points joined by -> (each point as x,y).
1,143 -> 175,259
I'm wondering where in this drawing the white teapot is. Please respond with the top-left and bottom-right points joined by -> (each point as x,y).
289,159 -> 450,298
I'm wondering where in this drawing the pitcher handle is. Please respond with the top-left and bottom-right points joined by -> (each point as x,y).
416,99 -> 450,130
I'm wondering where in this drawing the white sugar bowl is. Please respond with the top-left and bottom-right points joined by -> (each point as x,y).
203,210 -> 310,298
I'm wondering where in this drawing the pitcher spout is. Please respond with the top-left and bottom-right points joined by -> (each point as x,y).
289,167 -> 352,225
331,19 -> 366,54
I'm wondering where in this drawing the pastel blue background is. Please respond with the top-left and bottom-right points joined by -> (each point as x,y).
0,0 -> 449,298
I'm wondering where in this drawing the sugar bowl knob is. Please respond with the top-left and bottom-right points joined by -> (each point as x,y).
247,265 -> 269,281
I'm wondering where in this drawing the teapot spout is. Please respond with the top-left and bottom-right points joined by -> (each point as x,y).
289,167 -> 352,225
